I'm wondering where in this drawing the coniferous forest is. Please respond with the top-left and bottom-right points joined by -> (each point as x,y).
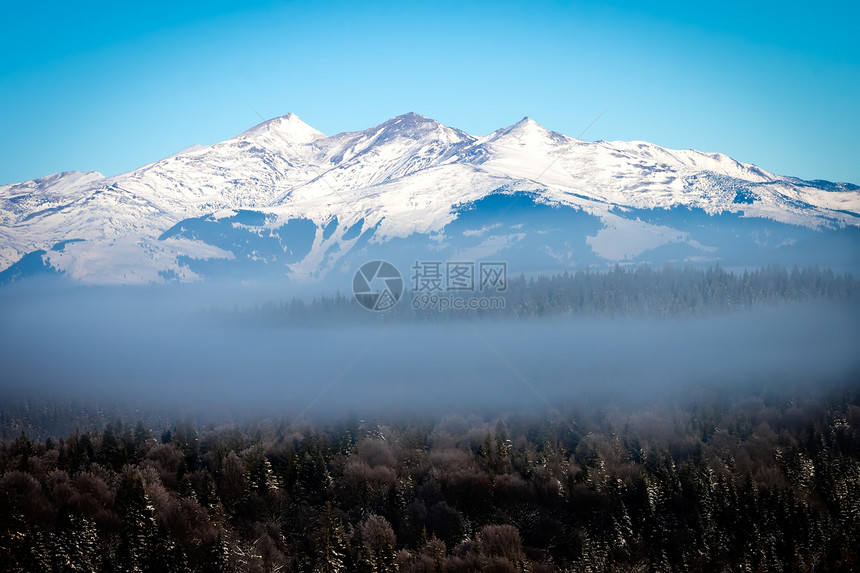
2,383 -> 860,572
1,265 -> 859,572
228,265 -> 858,324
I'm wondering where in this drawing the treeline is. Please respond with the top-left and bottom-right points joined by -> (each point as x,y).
230,265 -> 858,324
2,382 -> 859,571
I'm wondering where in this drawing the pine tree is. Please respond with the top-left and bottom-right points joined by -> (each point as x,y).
315,502 -> 347,573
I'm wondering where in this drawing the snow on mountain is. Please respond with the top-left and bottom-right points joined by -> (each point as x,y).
238,112 -> 327,144
1,113 -> 858,284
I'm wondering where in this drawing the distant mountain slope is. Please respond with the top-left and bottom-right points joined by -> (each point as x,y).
1,113 -> 858,284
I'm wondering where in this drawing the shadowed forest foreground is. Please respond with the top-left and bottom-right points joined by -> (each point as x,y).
2,378 -> 859,572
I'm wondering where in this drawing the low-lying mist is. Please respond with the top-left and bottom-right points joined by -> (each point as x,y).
1,280 -> 858,427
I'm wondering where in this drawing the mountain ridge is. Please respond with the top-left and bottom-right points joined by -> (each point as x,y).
1,112 -> 858,284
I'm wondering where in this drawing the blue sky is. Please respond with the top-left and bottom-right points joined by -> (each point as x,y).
1,0 -> 858,185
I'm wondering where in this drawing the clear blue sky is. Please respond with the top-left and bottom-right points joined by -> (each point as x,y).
1,0 -> 858,185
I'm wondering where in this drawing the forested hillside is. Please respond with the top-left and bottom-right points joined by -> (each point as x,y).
2,380 -> 859,571
232,265 -> 858,324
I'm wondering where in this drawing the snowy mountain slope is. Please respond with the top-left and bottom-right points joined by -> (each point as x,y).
1,112 -> 858,284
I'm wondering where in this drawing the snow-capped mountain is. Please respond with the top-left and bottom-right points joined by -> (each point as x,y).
1,112 -> 858,285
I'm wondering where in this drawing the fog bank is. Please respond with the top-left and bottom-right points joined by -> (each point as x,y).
1,285 -> 858,422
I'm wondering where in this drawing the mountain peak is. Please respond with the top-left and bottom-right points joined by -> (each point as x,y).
384,112 -> 439,129
510,116 -> 548,132
367,113 -> 473,145
240,112 -> 326,144
481,116 -> 558,145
